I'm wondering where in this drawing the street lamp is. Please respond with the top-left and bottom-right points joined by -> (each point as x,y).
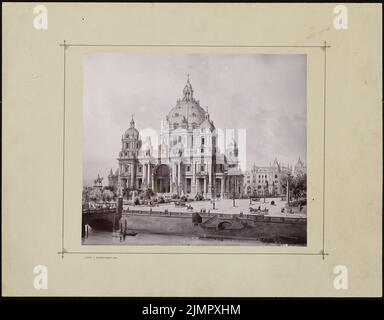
232,179 -> 236,207
211,168 -> 216,210
286,173 -> 292,207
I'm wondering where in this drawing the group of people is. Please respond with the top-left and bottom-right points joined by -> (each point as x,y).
249,206 -> 269,214
88,202 -> 116,210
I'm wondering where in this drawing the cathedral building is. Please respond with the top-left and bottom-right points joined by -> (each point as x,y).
108,77 -> 244,199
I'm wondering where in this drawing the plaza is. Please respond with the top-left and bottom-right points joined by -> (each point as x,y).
124,197 -> 307,219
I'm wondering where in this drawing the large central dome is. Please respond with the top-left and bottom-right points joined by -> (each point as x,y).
167,76 -> 206,130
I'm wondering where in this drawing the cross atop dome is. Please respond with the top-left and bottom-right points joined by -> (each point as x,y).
130,114 -> 135,128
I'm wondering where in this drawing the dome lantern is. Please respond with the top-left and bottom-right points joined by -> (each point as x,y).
205,106 -> 210,121
182,74 -> 194,102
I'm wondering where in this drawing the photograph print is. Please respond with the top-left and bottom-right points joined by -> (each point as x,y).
82,54 -> 307,246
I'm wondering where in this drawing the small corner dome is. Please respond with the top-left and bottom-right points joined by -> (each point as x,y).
125,127 -> 139,139
124,116 -> 139,139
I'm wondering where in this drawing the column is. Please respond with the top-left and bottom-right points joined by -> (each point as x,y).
142,163 -> 147,188
146,164 -> 150,186
195,163 -> 199,194
170,163 -> 174,194
177,162 -> 181,186
204,178 -> 207,194
130,164 -> 134,188
221,177 -> 224,199
207,163 -> 212,197
192,161 -> 196,194
117,175 -> 122,196
207,163 -> 215,195
171,163 -> 174,184
147,163 -> 152,188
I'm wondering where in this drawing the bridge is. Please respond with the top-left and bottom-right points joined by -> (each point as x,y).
82,198 -> 123,237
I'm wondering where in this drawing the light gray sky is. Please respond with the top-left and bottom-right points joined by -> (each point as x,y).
83,54 -> 306,186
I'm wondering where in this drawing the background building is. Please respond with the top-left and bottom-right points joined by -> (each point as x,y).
294,157 -> 307,177
243,158 -> 292,197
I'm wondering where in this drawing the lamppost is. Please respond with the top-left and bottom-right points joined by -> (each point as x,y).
85,188 -> 90,210
211,165 -> 216,210
232,179 -> 236,207
263,182 -> 268,203
286,173 -> 292,207
211,138 -> 216,210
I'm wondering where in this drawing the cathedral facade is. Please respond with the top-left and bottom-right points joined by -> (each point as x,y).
108,77 -> 244,199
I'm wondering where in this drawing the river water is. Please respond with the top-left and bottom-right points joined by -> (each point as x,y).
82,228 -> 265,246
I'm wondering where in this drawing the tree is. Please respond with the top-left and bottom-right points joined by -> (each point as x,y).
104,185 -> 116,194
280,174 -> 291,196
292,174 -> 307,200
102,189 -> 114,202
89,188 -> 102,202
281,173 -> 307,202
145,188 -> 156,200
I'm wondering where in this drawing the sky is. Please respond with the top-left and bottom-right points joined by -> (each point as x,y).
83,54 -> 306,186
